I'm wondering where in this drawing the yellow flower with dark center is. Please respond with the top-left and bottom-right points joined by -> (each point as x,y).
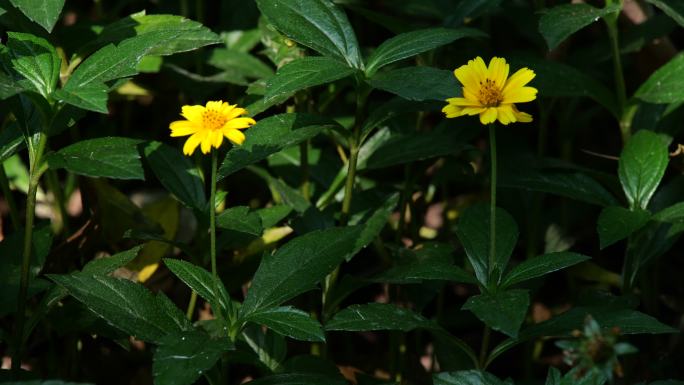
169,100 -> 256,155
442,56 -> 537,125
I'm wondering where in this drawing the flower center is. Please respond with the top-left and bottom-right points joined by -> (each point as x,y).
202,109 -> 227,130
478,78 -> 503,107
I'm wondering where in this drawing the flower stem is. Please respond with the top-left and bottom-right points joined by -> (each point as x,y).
605,7 -> 630,144
479,326 -> 492,368
186,290 -> 198,320
209,150 -> 218,281
13,133 -> 48,374
488,124 -> 497,284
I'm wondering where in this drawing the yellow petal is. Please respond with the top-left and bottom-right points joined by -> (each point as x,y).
496,105 -> 515,125
503,86 -> 538,104
183,131 -> 204,155
211,130 -> 224,148
446,97 -> 481,107
442,104 -> 463,118
224,128 -> 246,145
169,120 -> 200,137
479,107 -> 497,124
487,57 -> 509,89
181,105 -> 205,123
461,106 -> 486,116
454,56 -> 488,90
223,117 -> 256,130
503,68 -> 535,94
224,107 -> 247,121
200,131 -> 213,154
512,105 -> 533,123
205,100 -> 224,111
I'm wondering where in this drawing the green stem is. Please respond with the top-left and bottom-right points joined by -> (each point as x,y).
45,169 -> 70,235
479,326 -> 491,368
186,290 -> 198,320
0,165 -> 21,231
605,8 -> 629,144
13,133 -> 48,374
210,151 -> 218,280
488,124 -> 497,283
300,141 -> 310,201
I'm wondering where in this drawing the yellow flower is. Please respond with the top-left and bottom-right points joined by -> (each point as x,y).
169,100 -> 256,155
442,56 -> 537,125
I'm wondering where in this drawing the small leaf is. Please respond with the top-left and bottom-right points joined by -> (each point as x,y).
82,245 -> 143,275
368,66 -> 458,101
144,141 -> 206,212
326,303 -> 436,332
153,331 -> 233,385
645,0 -> 684,28
462,289 -> 529,338
218,113 -> 335,179
618,130 -> 669,210
47,137 -> 145,180
434,370 -> 508,385
501,252 -> 591,288
365,27 -> 484,76
216,206 -> 263,236
456,204 -> 519,287
255,0 -> 363,68
597,206 -> 651,249
8,0 -> 65,32
163,259 -> 233,320
539,3 -> 620,50
240,225 -> 364,317
265,56 -> 356,102
4,32 -> 60,98
635,52 -> 684,104
246,306 -> 325,342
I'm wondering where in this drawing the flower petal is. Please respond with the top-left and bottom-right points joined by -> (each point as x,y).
211,129 -> 224,149
479,107 -> 498,124
446,97 -> 481,107
512,105 -> 533,123
181,105 -> 205,123
224,107 -> 248,121
223,117 -> 256,130
442,104 -> 463,118
454,56 -> 488,90
496,105 -> 515,125
224,128 -> 246,145
503,86 -> 538,104
487,57 -> 509,89
205,100 -> 224,111
503,68 -> 536,94
461,107 -> 486,116
169,120 -> 200,137
183,132 -> 204,155
200,131 -> 214,154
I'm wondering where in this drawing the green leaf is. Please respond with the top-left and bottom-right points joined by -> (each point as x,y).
326,303 -> 436,332
0,123 -> 24,163
374,243 -> 476,284
646,0 -> 684,28
49,273 -> 188,343
216,206 -> 263,236
255,0 -> 363,69
82,245 -> 143,275
365,27 -> 485,76
456,204 -> 519,287
208,48 -> 274,79
153,331 -> 233,385
618,130 -> 669,210
47,137 -> 145,180
242,325 -> 287,372
635,52 -> 684,104
539,3 -> 620,50
501,252 -> 591,288
53,82 -> 109,113
245,373 -> 347,385
345,193 -> 399,261
434,370 -> 508,385
246,306 -> 325,342
218,113 -> 336,179
462,289 -> 529,338
8,0 -> 64,32
0,71 -> 24,99
240,225 -> 364,317
163,259 -> 233,320
4,32 -> 60,98
597,206 -> 651,249
265,56 -> 356,102
653,201 -> 684,222
368,66 -> 458,101
144,141 -> 206,212
258,205 -> 293,228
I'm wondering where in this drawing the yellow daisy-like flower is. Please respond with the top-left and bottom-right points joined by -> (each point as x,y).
169,100 -> 256,155
442,56 -> 537,125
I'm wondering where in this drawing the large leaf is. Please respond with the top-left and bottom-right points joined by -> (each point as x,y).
82,245 -> 143,275
240,225 -> 364,317
246,306 -> 325,342
265,56 -> 356,102
153,331 -> 233,385
144,141 -> 206,212
4,32 -> 60,98
618,130 -> 669,210
218,113 -> 335,179
255,0 -> 363,69
53,83 -> 109,113
163,259 -> 233,320
635,52 -> 684,104
597,206 -> 651,249
539,3 -> 620,50
216,206 -> 263,236
49,273 -> 189,343
8,0 -> 65,32
501,252 -> 591,288
368,66 -> 458,101
456,204 -> 519,287
462,289 -> 529,338
646,0 -> 684,27
326,303 -> 436,332
46,137 -> 145,180
365,27 -> 484,76
434,370 -> 508,385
